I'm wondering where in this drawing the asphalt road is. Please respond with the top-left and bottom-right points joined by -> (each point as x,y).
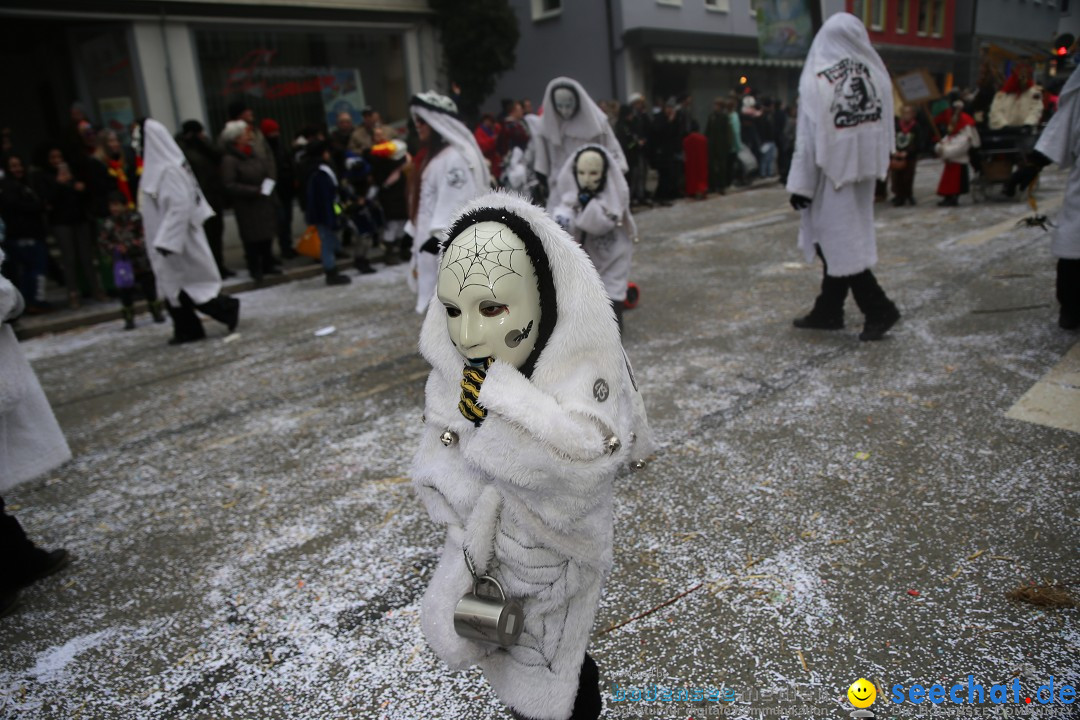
2,162 -> 1077,720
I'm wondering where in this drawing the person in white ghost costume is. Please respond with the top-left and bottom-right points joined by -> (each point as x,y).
534,77 -> 627,215
1,245 -> 72,616
1009,68 -> 1080,330
786,13 -> 901,341
553,144 -> 636,330
407,91 -> 489,315
135,119 -> 239,344
412,192 -> 654,720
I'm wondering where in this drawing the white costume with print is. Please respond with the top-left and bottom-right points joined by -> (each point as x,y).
1035,70 -> 1080,260
0,248 -> 71,492
786,13 -> 893,277
139,119 -> 222,305
553,145 -> 636,302
412,192 -> 653,720
535,78 -> 628,215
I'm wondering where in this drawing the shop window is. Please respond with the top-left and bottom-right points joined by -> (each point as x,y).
896,0 -> 910,33
657,0 -> 684,6
193,26 -> 407,138
531,0 -> 562,21
852,0 -> 884,30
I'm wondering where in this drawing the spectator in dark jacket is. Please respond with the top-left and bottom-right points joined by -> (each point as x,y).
221,120 -> 280,284
305,141 -> 351,286
177,120 -> 234,278
1,155 -> 50,312
37,154 -> 105,307
261,118 -> 298,260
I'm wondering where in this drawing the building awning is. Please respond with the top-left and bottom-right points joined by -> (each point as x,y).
653,51 -> 804,68
983,41 -> 1051,61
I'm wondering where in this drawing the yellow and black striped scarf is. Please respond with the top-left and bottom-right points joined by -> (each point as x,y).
458,358 -> 494,427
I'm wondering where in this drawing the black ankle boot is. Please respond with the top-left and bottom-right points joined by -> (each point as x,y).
793,312 -> 844,330
122,306 -> 136,330
860,302 -> 901,341
325,270 -> 352,286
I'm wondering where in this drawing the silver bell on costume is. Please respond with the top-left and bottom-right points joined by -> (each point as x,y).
575,149 -> 605,192
454,574 -> 524,647
437,221 -> 542,370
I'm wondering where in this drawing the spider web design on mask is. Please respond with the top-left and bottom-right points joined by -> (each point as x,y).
444,226 -> 522,296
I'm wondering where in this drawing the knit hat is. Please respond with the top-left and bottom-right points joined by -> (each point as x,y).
181,119 -> 204,136
260,118 -> 280,136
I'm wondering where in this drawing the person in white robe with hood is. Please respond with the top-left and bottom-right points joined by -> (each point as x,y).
553,144 -> 637,330
0,246 -> 72,616
412,191 -> 653,720
786,13 -> 901,341
134,118 -> 239,344
535,77 -> 627,215
407,91 -> 489,315
1009,69 -> 1080,330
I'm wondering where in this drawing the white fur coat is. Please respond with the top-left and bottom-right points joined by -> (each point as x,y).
411,192 -> 653,720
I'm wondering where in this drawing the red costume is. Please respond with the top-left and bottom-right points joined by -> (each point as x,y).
934,108 -> 976,197
682,131 -> 709,198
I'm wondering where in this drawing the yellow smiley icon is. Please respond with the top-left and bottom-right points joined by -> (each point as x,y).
848,678 -> 877,708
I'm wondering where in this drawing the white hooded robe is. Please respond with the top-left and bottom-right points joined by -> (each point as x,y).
786,13 -> 894,278
412,192 -> 653,720
138,119 -> 222,305
0,249 -> 71,492
1035,70 -> 1080,260
553,145 -> 637,303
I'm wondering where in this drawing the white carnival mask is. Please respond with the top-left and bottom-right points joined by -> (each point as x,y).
575,149 -> 604,192
437,221 -> 542,369
552,87 -> 579,120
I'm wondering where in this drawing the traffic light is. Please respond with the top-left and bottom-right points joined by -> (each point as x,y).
1053,33 -> 1074,57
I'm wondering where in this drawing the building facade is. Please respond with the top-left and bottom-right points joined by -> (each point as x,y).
0,0 -> 441,162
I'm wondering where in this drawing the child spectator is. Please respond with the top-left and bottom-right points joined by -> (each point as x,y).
99,191 -> 165,329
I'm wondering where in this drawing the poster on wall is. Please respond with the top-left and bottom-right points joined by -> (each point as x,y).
323,70 -> 366,128
99,97 -> 136,142
756,0 -> 814,59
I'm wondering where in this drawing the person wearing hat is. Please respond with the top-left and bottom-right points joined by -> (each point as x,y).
933,96 -> 979,207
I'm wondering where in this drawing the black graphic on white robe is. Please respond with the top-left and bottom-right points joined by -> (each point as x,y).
818,58 -> 883,129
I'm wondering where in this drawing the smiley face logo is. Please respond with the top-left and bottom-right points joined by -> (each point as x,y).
848,678 -> 877,708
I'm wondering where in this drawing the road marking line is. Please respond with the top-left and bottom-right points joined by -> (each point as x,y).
1005,341 -> 1080,434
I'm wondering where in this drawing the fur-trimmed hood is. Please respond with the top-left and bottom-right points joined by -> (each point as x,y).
554,144 -> 638,242
418,190 -> 652,461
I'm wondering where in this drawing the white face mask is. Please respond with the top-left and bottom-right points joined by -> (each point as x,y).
437,221 -> 542,369
575,150 -> 604,192
553,87 -> 579,120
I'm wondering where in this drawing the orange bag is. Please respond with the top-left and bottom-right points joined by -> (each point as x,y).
296,225 -> 321,259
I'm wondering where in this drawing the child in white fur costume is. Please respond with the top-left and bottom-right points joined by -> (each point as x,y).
553,144 -> 637,330
412,191 -> 653,720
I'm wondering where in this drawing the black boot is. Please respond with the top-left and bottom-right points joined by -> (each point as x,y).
196,294 -> 241,333
165,299 -> 206,344
121,306 -> 136,330
326,270 -> 352,286
794,270 -> 847,330
937,195 -> 959,207
850,270 -> 900,341
354,257 -> 377,275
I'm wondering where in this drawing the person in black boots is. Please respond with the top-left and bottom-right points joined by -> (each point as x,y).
1008,68 -> 1080,330
221,120 -> 281,284
305,141 -> 351,286
135,118 -> 239,344
786,14 -> 900,341
1,247 -> 72,617
176,120 -> 235,278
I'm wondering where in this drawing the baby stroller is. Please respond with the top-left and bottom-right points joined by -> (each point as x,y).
971,127 -> 1039,202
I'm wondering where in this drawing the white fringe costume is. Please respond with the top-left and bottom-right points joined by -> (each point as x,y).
412,192 -> 653,720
